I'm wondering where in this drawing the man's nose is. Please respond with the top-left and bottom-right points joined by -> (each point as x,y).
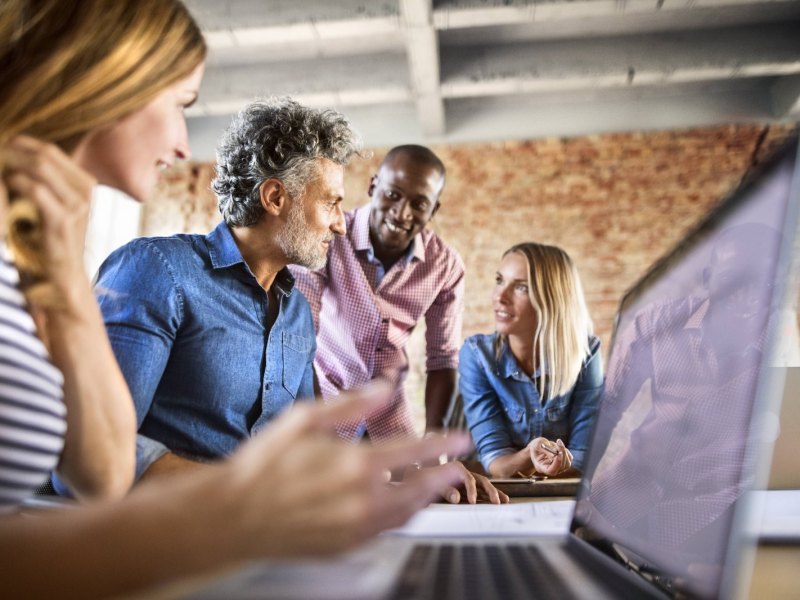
394,198 -> 413,221
332,205 -> 346,236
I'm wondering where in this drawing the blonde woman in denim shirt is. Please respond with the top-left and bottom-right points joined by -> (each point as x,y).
460,242 -> 603,478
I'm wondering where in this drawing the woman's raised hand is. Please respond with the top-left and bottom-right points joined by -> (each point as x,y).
2,135 -> 95,310
528,437 -> 573,477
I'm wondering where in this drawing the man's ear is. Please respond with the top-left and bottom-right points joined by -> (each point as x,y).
259,178 -> 286,216
430,200 -> 441,219
367,175 -> 377,198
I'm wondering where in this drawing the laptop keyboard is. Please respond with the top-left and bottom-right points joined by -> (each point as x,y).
391,543 -> 570,600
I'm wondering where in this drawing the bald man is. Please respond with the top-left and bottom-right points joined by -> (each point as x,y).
293,145 -> 464,441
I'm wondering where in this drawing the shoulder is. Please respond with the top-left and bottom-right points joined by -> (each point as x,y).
106,233 -> 202,264
582,335 -> 603,367
344,207 -> 359,227
587,335 -> 601,357
626,296 -> 700,339
461,333 -> 497,360
420,229 -> 465,272
105,234 -> 207,274
578,335 -> 604,380
97,234 -> 205,298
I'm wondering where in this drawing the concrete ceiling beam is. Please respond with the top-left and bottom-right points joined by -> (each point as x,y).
402,0 -> 446,136
771,74 -> 800,118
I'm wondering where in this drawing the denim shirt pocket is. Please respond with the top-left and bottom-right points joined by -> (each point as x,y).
501,401 -> 525,423
281,332 -> 314,398
545,396 -> 570,422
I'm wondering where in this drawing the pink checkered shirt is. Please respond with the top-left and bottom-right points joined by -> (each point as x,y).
291,204 -> 465,441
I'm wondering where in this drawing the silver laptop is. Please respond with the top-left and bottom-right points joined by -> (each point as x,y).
191,137 -> 800,600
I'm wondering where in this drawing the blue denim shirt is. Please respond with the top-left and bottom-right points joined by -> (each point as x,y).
459,333 -> 603,472
89,222 -> 314,481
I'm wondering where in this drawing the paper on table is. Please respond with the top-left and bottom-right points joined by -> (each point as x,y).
746,489 -> 800,541
389,500 -> 575,537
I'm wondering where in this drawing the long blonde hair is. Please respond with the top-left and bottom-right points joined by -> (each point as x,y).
495,242 -> 594,402
0,0 -> 206,285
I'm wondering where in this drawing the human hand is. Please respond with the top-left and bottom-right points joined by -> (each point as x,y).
223,380 -> 474,559
438,461 -> 509,505
528,437 -> 573,477
1,136 -> 95,308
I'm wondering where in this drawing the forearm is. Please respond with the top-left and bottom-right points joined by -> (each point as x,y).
487,449 -> 534,478
45,288 -> 136,500
424,369 -> 457,432
1,465 -> 244,599
138,451 -> 213,483
0,384 -> 478,599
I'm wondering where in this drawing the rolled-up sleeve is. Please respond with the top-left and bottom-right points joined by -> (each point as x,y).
425,259 -> 465,372
459,342 -> 516,471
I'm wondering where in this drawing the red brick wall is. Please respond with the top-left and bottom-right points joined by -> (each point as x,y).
143,123 -> 796,430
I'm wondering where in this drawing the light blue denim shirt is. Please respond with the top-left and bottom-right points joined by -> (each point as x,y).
58,222 -> 315,490
459,333 -> 603,472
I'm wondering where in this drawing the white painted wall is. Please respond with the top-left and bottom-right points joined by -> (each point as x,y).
84,186 -> 142,280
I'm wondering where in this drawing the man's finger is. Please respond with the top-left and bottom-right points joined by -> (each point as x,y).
440,486 -> 461,504
462,471 -> 477,504
476,476 -> 501,505
377,463 -> 467,527
369,433 -> 472,475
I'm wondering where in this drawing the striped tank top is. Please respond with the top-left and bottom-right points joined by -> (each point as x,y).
0,247 -> 65,509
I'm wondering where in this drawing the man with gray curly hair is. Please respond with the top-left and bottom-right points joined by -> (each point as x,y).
93,98 -> 361,480
213,98 -> 360,270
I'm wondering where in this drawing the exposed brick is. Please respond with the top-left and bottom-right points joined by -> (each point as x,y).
142,123 -> 798,432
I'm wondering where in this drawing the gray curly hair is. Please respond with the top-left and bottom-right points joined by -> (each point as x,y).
213,97 -> 362,227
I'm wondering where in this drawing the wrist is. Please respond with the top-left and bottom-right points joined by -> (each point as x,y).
42,284 -> 101,329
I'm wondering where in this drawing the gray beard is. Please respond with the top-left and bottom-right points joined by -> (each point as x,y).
276,198 -> 328,270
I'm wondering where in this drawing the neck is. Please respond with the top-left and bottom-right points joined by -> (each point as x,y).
230,225 -> 287,290
370,234 -> 410,271
507,334 -> 536,376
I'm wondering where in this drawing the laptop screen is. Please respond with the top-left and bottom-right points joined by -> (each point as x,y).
572,138 -> 799,599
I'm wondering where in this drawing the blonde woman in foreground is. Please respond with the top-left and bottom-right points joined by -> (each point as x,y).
460,242 -> 604,478
0,1 -> 470,597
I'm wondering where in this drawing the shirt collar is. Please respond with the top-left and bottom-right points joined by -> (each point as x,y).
273,268 -> 296,297
496,336 -> 543,380
207,221 -> 246,269
205,221 -> 295,297
352,204 -> 425,265
684,298 -> 711,330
